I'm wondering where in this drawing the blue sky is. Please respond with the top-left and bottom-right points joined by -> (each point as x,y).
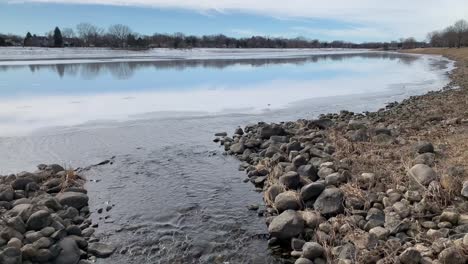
1,0 -> 467,42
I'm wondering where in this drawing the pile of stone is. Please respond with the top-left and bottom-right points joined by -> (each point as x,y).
214,118 -> 468,263
0,164 -> 115,264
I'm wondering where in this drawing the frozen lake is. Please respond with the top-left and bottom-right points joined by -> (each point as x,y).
0,48 -> 454,263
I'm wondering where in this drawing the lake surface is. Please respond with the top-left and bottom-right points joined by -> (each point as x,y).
0,49 -> 453,263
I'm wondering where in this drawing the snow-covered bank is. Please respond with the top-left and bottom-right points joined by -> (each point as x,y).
0,47 -> 370,65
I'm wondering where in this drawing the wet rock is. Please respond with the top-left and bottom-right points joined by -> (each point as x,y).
300,182 -> 325,201
279,172 -> 301,189
274,191 -> 300,212
87,242 -> 116,258
407,164 -> 437,188
302,242 -> 324,260
268,210 -> 305,240
56,192 -> 89,209
313,187 -> 344,215
414,141 -> 434,154
214,132 -> 227,137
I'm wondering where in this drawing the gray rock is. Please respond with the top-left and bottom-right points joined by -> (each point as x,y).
54,237 -> 81,264
438,247 -> 465,264
27,210 -> 52,231
279,172 -> 301,189
313,187 -> 344,215
461,181 -> 468,198
35,249 -> 53,262
300,182 -> 325,201
274,191 -> 300,212
258,124 -> 286,139
46,164 -> 65,174
11,177 -> 35,190
268,210 -> 304,240
0,187 -> 14,201
0,247 -> 22,264
214,132 -> 227,137
407,164 -> 437,187
6,238 -> 22,249
399,248 -> 421,264
414,141 -> 434,154
292,155 -> 307,168
33,237 -> 52,249
317,167 -> 334,179
230,143 -> 245,154
291,238 -> 306,251
302,242 -> 324,260
56,192 -> 89,209
40,226 -> 56,237
7,216 -> 26,233
297,165 -> 318,181
295,258 -> 314,264
300,210 -> 323,229
440,211 -> 459,225
8,203 -> 34,222
265,185 -> 283,202
369,227 -> 389,240
87,242 -> 116,258
413,153 -> 436,166
324,172 -> 346,186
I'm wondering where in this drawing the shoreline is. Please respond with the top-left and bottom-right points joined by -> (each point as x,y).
215,48 -> 468,263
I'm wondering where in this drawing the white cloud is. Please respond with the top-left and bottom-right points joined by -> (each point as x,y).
9,0 -> 468,40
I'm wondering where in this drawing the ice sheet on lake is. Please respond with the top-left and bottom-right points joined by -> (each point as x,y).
0,47 -> 370,65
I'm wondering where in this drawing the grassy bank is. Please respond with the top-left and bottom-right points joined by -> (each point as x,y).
215,48 -> 468,263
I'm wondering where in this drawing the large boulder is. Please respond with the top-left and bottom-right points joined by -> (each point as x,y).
274,191 -> 301,212
313,187 -> 344,215
268,210 -> 304,240
407,164 -> 436,188
56,192 -> 89,209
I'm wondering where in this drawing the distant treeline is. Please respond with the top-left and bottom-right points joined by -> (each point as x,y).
427,20 -> 468,48
0,20 -> 466,50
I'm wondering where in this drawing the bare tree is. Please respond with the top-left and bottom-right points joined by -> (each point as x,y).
62,28 -> 75,39
76,23 -> 104,46
108,24 -> 132,48
453,19 -> 468,48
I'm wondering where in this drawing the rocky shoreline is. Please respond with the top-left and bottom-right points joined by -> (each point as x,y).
0,164 -> 115,264
215,49 -> 468,264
